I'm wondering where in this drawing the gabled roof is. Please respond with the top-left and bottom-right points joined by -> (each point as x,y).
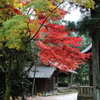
28,66 -> 56,78
27,66 -> 78,78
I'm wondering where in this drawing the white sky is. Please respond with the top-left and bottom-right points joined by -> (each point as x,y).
64,8 -> 82,21
62,2 -> 82,22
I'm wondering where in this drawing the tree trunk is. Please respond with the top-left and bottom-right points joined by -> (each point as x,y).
4,73 -> 11,100
92,34 -> 100,100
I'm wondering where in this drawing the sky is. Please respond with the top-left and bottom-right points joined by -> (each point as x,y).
64,8 -> 82,21
62,2 -> 82,22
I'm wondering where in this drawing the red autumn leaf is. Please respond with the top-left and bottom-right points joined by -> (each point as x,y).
37,23 -> 91,72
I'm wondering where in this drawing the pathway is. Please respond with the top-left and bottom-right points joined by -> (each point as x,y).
27,92 -> 78,100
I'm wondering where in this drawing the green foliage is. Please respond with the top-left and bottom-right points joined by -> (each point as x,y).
58,77 -> 68,83
23,0 -> 50,13
0,15 -> 29,50
76,3 -> 100,39
11,73 -> 31,99
68,0 -> 95,9
73,63 -> 89,85
0,69 -> 5,100
78,35 -> 92,51
1,0 -> 19,5
77,17 -> 100,40
77,18 -> 94,36
66,21 -> 76,31
0,69 -> 31,100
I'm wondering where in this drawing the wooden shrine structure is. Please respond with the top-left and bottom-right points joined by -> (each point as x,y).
27,65 -> 77,95
77,43 -> 93,100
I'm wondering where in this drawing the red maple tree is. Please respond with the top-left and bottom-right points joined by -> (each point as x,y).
20,0 -> 91,72
37,23 -> 91,71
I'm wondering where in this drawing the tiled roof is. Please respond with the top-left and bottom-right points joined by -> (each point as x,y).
28,66 -> 56,78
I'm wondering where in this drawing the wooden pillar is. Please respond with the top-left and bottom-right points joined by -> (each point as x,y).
54,75 -> 58,88
92,34 -> 100,100
68,73 -> 72,88
45,79 -> 47,94
70,73 -> 73,88
56,75 -> 58,88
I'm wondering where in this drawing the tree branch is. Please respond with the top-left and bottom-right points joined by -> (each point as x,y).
26,0 -> 65,43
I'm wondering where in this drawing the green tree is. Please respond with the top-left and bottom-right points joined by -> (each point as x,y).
0,70 -> 31,100
73,63 -> 89,85
76,1 -> 100,99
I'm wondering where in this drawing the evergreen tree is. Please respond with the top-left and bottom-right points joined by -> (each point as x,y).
75,1 -> 100,99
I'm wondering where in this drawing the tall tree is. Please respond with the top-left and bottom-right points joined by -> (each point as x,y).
76,0 -> 100,99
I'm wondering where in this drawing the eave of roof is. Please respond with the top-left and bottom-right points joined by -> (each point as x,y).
81,43 -> 92,53
28,66 -> 56,78
69,70 -> 78,74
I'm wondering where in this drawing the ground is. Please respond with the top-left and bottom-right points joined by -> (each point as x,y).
27,92 -> 78,100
